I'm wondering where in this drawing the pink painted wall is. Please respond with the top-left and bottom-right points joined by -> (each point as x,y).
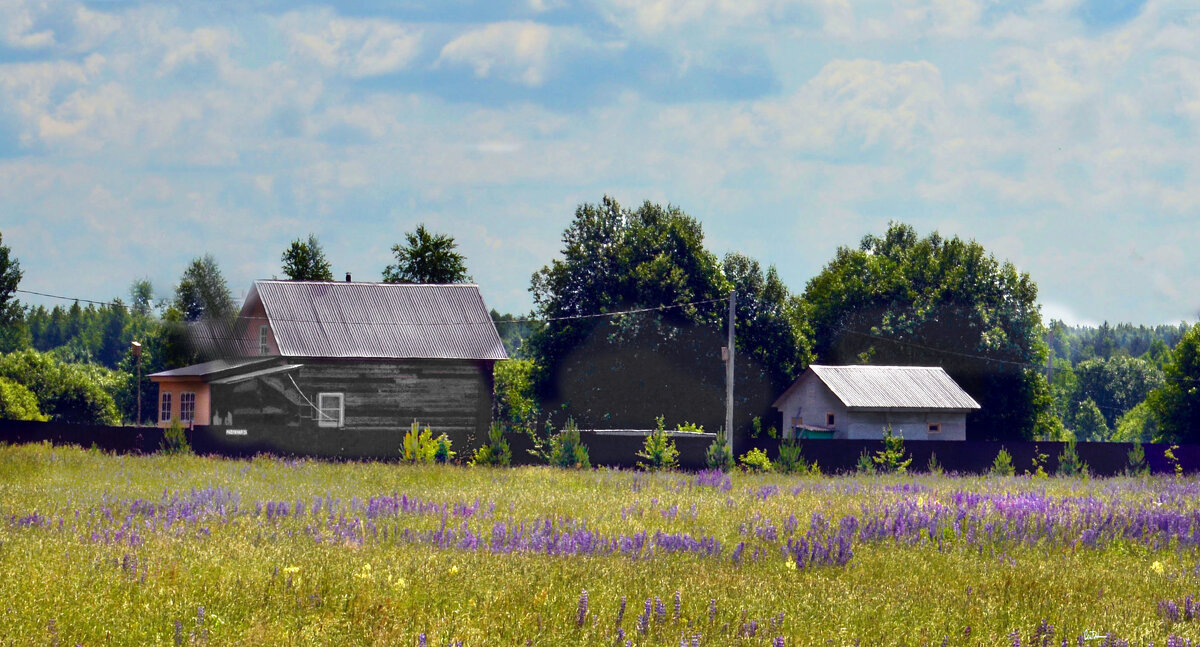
153,379 -> 211,427
240,300 -> 279,356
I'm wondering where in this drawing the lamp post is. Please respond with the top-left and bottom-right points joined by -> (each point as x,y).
131,341 -> 142,426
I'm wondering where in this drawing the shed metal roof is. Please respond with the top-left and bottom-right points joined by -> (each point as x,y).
247,281 -> 508,360
149,358 -> 275,380
775,365 -> 981,411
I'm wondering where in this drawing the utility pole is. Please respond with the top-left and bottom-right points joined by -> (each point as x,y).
725,290 -> 735,452
131,341 -> 142,426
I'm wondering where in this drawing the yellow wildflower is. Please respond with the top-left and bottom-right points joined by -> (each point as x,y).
1152,561 -> 1165,575
786,558 -> 797,571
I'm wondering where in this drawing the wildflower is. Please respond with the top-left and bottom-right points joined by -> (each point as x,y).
283,566 -> 300,574
785,558 -> 797,571
1153,561 -> 1166,575
449,565 -> 459,575
577,589 -> 589,627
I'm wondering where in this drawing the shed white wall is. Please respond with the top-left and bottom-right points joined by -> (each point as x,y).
842,411 -> 967,441
774,373 -> 848,438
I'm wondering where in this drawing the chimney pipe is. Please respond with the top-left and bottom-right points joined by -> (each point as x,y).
345,272 -> 352,282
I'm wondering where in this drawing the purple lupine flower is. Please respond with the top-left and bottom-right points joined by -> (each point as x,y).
617,596 -> 626,627
674,590 -> 681,621
655,597 -> 666,624
708,599 -> 716,623
774,637 -> 785,647
418,633 -> 427,647
577,589 -> 589,626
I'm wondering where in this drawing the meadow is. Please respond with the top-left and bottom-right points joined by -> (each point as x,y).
1,442 -> 1199,646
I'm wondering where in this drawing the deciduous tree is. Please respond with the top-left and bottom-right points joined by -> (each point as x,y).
801,222 -> 1053,441
173,255 -> 235,322
281,234 -> 334,281
383,225 -> 470,284
1148,323 -> 1200,443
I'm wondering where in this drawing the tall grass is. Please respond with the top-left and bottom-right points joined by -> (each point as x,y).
0,442 -> 1197,645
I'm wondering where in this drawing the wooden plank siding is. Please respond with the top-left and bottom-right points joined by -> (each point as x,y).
208,358 -> 495,459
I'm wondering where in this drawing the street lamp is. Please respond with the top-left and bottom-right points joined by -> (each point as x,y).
131,341 -> 142,427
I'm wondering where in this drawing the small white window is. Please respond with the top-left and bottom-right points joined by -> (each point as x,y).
317,393 -> 344,428
258,325 -> 270,354
928,423 -> 941,434
180,392 -> 196,423
160,392 -> 172,423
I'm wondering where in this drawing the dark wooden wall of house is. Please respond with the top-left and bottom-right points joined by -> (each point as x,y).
209,358 -> 494,457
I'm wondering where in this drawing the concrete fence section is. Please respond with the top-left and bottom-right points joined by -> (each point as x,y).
1,419 -> 1196,476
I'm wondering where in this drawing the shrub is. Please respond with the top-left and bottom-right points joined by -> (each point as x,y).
739,448 -> 772,473
549,418 -> 590,469
470,423 -> 512,467
855,449 -> 876,475
677,421 -> 704,433
160,417 -> 191,456
1056,436 -> 1089,478
433,434 -> 455,464
872,426 -> 911,474
991,447 -> 1014,476
1164,445 -> 1182,477
776,440 -> 807,474
402,422 -> 438,464
704,434 -> 733,471
926,452 -> 943,476
636,428 -> 679,471
1126,439 -> 1148,477
0,376 -> 47,421
1027,449 -> 1049,479
0,349 -> 120,425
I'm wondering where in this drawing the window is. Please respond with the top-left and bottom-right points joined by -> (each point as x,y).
826,413 -> 836,426
180,392 -> 196,423
258,325 -> 270,354
317,393 -> 344,428
928,423 -> 941,434
160,392 -> 172,423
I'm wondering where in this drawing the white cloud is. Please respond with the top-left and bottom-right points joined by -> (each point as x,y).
279,10 -> 422,78
438,21 -> 588,87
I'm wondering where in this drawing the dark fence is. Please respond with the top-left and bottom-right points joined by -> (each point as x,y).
1,419 -> 1197,476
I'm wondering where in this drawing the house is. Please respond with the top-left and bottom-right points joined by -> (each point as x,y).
150,280 -> 508,457
771,365 -> 981,440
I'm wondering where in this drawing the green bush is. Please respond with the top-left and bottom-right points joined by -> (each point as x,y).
1056,436 -> 1089,478
926,452 -> 943,476
0,349 -> 120,425
0,376 -> 47,421
470,423 -> 512,467
776,439 -> 807,474
855,449 -> 876,475
704,434 -> 733,471
402,422 -> 438,464
160,417 -> 191,456
635,428 -> 679,471
1126,439 -> 1148,477
549,418 -> 590,469
991,447 -> 1015,476
676,421 -> 704,433
738,448 -> 772,473
872,426 -> 911,474
433,434 -> 455,464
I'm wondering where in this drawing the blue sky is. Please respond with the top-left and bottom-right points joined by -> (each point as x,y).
1,0 -> 1198,325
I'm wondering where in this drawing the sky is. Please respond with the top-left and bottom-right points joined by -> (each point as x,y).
1,0 -> 1199,326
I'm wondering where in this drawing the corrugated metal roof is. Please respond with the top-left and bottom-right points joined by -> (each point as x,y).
250,281 -> 508,360
149,358 -> 274,379
808,364 -> 981,410
209,363 -> 303,385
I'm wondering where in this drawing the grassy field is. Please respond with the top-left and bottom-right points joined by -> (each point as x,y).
1,442 -> 1199,646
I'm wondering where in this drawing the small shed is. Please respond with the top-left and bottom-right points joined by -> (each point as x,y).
771,365 -> 981,440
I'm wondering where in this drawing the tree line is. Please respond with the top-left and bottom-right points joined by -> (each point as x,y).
0,202 -> 1197,444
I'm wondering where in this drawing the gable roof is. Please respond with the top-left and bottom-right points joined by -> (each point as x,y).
244,280 -> 507,360
774,365 -> 981,411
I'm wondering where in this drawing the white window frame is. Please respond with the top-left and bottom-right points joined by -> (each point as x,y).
258,325 -> 270,355
160,392 -> 172,423
317,393 -> 344,428
179,392 -> 196,423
